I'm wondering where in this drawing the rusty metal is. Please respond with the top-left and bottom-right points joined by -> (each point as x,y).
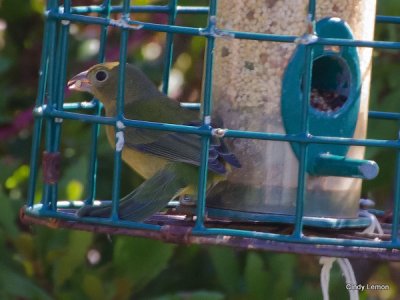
20,208 -> 400,261
42,151 -> 61,184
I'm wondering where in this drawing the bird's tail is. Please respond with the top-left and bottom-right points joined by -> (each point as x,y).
77,163 -> 189,221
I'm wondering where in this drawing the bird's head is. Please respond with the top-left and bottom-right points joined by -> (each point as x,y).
68,62 -> 119,104
68,62 -> 161,109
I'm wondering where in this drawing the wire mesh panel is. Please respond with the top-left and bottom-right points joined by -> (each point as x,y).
22,0 -> 400,260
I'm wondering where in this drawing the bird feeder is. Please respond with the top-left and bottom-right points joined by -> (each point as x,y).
20,0 -> 400,261
207,1 -> 378,226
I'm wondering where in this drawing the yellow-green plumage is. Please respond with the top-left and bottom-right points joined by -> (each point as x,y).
68,62 -> 240,221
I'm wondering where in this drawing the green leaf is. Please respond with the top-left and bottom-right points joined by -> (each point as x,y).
0,263 -> 52,300
0,159 -> 20,185
244,253 -> 270,300
66,179 -> 85,200
208,246 -> 241,295
4,164 -> 30,189
0,57 -> 12,74
0,189 -> 19,237
53,230 -> 93,288
113,237 -> 176,292
151,290 -> 225,300
266,254 -> 296,299
58,155 -> 88,201
83,274 -> 107,300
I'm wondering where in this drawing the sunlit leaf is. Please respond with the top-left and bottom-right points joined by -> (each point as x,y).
59,155 -> 88,201
5,164 -> 29,189
66,179 -> 84,200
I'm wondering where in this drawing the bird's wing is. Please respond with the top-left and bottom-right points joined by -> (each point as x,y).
123,98 -> 241,174
124,126 -> 226,174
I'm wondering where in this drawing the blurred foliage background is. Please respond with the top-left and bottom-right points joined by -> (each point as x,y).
0,0 -> 400,299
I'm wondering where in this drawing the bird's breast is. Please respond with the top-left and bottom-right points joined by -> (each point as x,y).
105,125 -> 168,179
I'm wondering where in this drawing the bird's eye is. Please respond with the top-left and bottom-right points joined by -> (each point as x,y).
95,70 -> 108,82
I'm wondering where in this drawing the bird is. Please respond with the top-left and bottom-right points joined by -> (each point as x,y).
67,62 -> 240,221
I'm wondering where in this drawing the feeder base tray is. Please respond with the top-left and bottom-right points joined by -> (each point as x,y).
20,205 -> 400,261
207,208 -> 372,229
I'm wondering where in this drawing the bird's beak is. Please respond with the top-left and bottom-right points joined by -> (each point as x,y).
67,70 -> 92,93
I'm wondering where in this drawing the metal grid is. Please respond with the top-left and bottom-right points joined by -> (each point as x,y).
22,0 -> 400,259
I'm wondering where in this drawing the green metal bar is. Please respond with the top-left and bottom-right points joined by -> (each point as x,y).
85,0 -> 111,205
46,109 -> 116,125
49,0 -> 71,211
110,0 -> 130,220
97,0 -> 111,62
293,143 -> 307,238
42,0 -> 59,211
392,148 -> 400,243
25,203 -> 400,250
313,37 -> 400,50
161,0 -> 177,95
43,108 -> 400,149
184,107 -> 400,121
49,11 -> 202,35
47,11 -> 400,50
177,106 -> 400,120
25,204 -> 400,250
85,99 -> 102,205
63,101 -> 98,110
194,0 -> 217,231
308,0 -> 316,19
33,101 -> 98,114
222,131 -> 400,148
292,1 -> 316,238
311,154 -> 379,180
369,111 -> 400,120
27,0 -> 54,208
196,228 -> 399,249
53,2 -> 70,116
28,122 -> 44,207
376,15 -> 400,24
69,5 -> 209,15
180,102 -> 200,110
26,206 -> 162,231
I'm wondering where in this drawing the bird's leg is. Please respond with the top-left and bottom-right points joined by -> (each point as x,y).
179,194 -> 196,206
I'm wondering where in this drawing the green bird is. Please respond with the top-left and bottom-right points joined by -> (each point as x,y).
68,62 -> 240,221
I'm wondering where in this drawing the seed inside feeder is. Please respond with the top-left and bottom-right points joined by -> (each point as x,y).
308,55 -> 351,113
310,88 -> 347,112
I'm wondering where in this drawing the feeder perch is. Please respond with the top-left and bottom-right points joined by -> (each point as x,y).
20,0 -> 400,261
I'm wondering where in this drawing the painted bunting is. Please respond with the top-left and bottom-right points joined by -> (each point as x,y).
68,62 -> 240,221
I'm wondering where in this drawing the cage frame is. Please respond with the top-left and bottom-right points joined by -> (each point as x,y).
22,0 -> 400,261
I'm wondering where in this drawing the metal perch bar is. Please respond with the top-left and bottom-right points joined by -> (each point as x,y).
20,208 -> 400,261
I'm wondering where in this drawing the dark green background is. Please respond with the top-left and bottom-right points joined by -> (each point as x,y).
0,1 -> 399,299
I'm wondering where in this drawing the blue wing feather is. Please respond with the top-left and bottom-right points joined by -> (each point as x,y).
124,121 -> 239,174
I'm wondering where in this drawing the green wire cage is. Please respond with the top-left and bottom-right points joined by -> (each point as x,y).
21,0 -> 400,260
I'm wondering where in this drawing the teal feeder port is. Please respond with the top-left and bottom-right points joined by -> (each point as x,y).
19,1 -> 400,259
282,17 -> 379,180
